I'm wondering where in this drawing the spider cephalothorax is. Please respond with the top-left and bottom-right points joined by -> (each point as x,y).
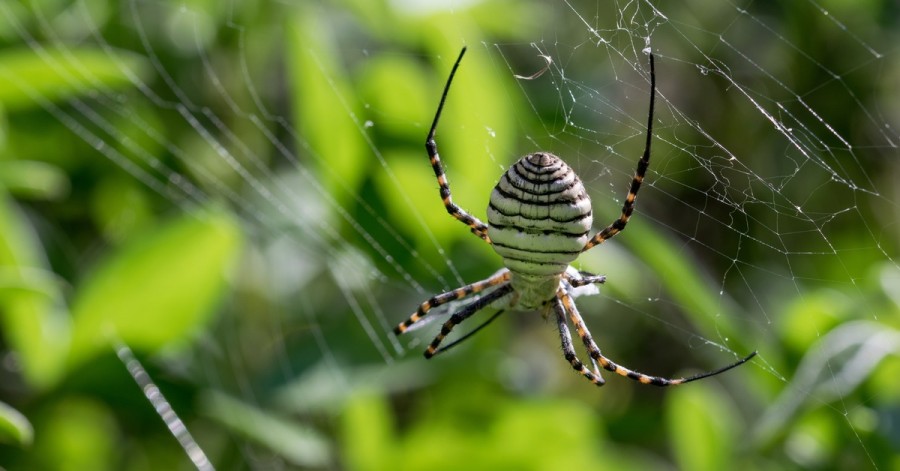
394,47 -> 755,387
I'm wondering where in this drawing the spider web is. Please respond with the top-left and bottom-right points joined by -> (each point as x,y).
1,0 -> 898,468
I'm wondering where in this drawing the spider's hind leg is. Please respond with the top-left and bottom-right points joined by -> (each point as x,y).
559,289 -> 755,386
553,295 -> 606,387
561,271 -> 606,376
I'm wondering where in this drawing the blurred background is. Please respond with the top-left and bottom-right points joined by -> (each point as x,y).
1,0 -> 899,469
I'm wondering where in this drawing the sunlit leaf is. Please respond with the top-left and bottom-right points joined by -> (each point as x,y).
0,400 -> 33,446
665,382 -> 738,471
0,194 -> 69,388
275,360 -> 434,415
0,160 -> 69,200
29,398 -> 118,471
0,47 -> 150,111
200,391 -> 332,467
357,56 -> 430,141
610,217 -> 746,347
342,392 -> 393,471
753,320 -> 900,446
778,290 -> 848,353
68,209 -> 242,367
287,7 -> 367,209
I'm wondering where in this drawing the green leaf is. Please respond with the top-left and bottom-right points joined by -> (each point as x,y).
341,393 -> 393,471
0,194 -> 70,388
0,160 -> 69,200
753,320 -> 900,446
0,47 -> 150,111
68,209 -> 242,367
200,391 -> 332,467
287,8 -> 367,209
29,398 -> 118,471
373,47 -> 516,253
0,400 -> 33,446
665,382 -> 739,471
275,360 -> 434,415
604,217 -> 745,346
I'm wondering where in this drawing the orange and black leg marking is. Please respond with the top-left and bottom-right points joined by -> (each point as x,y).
584,54 -> 655,252
566,270 -> 606,288
553,297 -> 606,387
559,290 -> 756,386
426,46 -> 491,243
394,270 -> 510,336
423,283 -> 513,359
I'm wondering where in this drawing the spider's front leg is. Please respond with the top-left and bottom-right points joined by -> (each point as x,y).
425,46 -> 491,243
582,53 -> 656,252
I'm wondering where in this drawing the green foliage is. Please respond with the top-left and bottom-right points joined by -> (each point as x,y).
29,398 -> 119,471
340,389 -> 660,471
0,400 -> 32,447
0,191 -> 70,388
0,47 -> 150,111
665,382 -> 739,471
68,210 -> 242,368
200,391 -> 332,467
0,160 -> 69,200
0,0 -> 898,470
287,6 -> 368,209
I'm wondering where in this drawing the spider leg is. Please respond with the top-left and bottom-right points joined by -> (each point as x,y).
583,54 -> 655,252
424,284 -> 514,358
553,296 -> 606,387
431,309 -> 506,357
394,269 -> 510,335
427,47 -> 491,243
559,290 -> 755,386
560,276 -> 604,376
566,270 -> 606,288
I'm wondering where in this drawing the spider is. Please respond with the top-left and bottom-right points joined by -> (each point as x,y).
394,47 -> 756,387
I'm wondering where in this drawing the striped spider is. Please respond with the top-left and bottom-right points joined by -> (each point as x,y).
394,47 -> 756,387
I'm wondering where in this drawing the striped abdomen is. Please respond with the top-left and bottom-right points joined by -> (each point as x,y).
487,153 -> 592,306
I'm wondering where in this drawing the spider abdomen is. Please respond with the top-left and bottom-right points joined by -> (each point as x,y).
487,153 -> 593,280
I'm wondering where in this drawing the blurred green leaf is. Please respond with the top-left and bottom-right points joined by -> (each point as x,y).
200,390 -> 332,468
0,160 -> 69,200
373,46 -> 516,252
778,289 -> 849,353
384,394 -> 657,471
357,56 -> 430,141
665,382 -> 739,471
0,400 -> 33,446
30,398 -> 118,471
89,176 -> 153,243
275,360 -> 434,415
0,47 -> 150,111
615,218 -> 745,348
783,410 -> 838,468
374,149 -> 469,250
68,209 -> 242,367
753,320 -> 900,446
0,194 -> 69,388
342,392 -> 393,471
287,7 -> 367,209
